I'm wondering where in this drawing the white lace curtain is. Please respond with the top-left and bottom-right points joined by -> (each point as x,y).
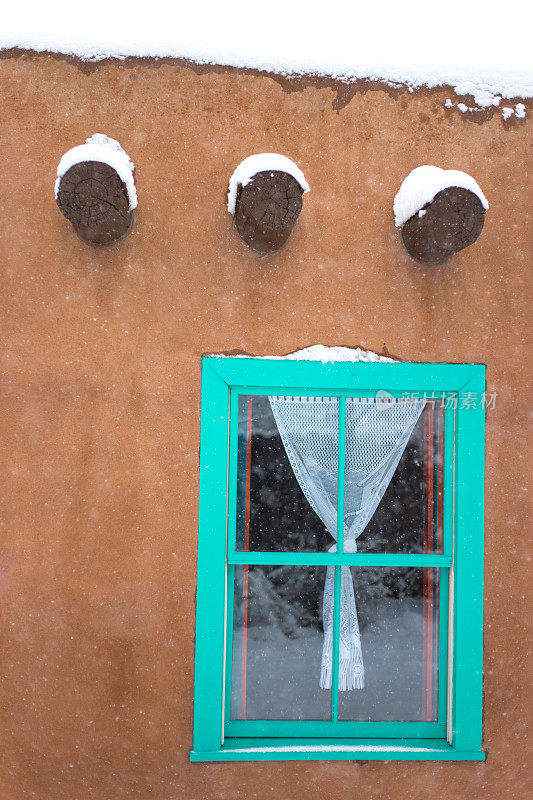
268,395 -> 425,690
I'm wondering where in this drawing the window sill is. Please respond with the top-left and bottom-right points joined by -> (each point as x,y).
190,739 -> 486,762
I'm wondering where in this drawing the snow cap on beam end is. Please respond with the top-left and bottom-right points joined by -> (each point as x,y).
393,165 -> 488,228
227,153 -> 309,215
55,134 -> 137,246
394,166 -> 488,266
55,134 -> 138,211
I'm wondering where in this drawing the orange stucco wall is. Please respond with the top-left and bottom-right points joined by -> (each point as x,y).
0,52 -> 531,800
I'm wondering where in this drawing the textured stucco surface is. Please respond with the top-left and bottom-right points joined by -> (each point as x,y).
0,53 -> 531,800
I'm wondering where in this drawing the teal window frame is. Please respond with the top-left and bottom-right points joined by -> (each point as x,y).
190,358 -> 486,762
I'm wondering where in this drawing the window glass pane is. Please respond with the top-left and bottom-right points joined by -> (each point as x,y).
234,395 -> 337,552
230,565 -> 331,720
338,567 -> 441,721
343,400 -> 445,554
233,395 -> 446,555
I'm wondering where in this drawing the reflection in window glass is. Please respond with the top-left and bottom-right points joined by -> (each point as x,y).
235,395 -> 334,552
346,403 -> 445,554
338,567 -> 441,722
230,565 -> 331,720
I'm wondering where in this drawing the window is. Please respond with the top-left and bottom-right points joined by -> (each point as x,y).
191,357 -> 485,762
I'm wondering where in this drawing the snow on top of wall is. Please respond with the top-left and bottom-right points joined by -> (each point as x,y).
281,345 -> 393,363
393,166 -> 488,227
227,154 -> 309,215
212,345 -> 394,363
3,2 -> 533,107
55,134 -> 138,211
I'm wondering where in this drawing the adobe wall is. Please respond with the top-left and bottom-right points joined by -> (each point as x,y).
0,52 -> 531,800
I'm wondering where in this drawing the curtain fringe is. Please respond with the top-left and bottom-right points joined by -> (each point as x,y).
320,633 -> 365,691
319,660 -> 365,691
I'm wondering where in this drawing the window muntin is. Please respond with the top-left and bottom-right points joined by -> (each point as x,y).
191,359 -> 485,761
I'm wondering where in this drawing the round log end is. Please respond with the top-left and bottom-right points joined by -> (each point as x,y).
233,170 -> 304,255
56,161 -> 133,246
401,186 -> 485,266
